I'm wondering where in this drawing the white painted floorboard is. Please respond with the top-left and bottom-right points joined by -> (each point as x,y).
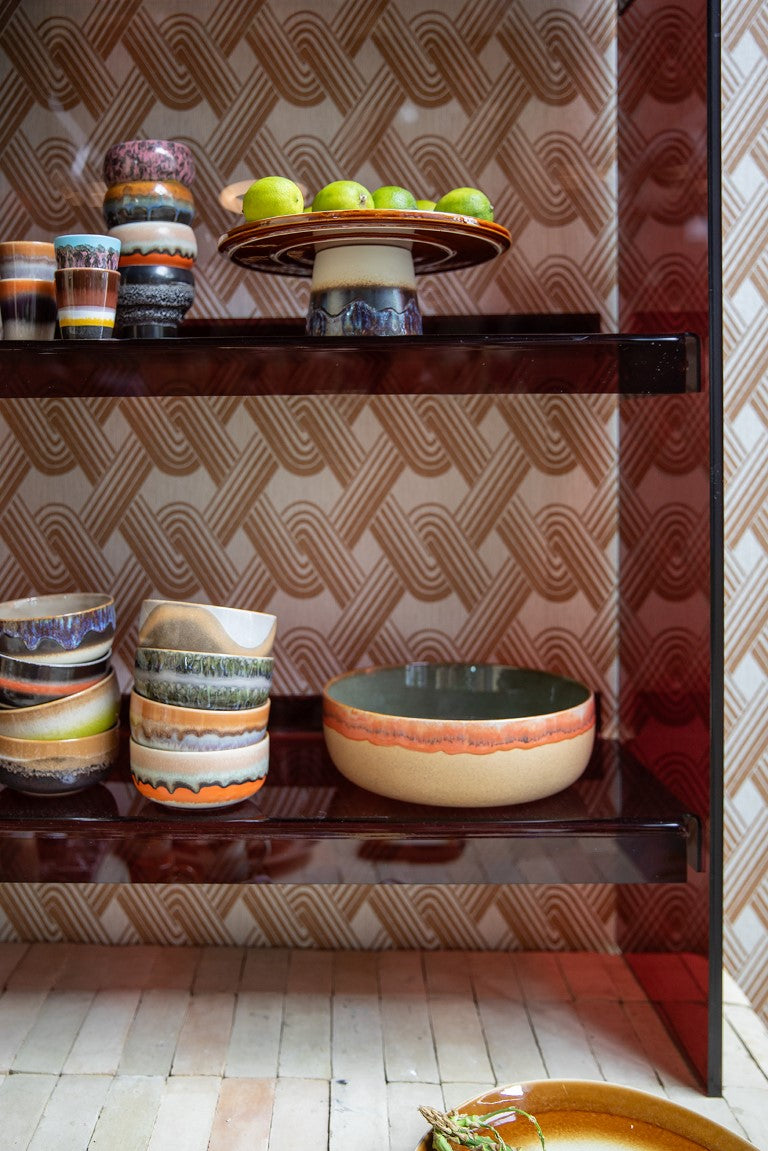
0,944 -> 764,1149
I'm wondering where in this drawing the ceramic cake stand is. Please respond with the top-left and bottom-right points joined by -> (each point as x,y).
217,210 -> 511,336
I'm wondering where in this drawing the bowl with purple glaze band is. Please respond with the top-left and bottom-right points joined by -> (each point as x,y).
103,139 -> 196,186
0,593 -> 116,664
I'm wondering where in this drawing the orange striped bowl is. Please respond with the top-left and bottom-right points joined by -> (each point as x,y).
129,732 -> 269,809
322,663 -> 595,808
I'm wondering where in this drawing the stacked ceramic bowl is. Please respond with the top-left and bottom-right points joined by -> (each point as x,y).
0,593 -> 120,795
129,598 -> 277,809
102,139 -> 197,337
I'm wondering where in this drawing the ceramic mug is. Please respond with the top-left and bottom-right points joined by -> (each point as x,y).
54,268 -> 120,339
0,241 -> 55,281
54,233 -> 121,272
0,278 -> 57,340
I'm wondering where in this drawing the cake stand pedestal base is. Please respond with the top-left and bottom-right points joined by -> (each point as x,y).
306,244 -> 421,337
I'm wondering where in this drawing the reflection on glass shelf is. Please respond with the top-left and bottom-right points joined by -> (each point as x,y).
0,726 -> 699,886
0,322 -> 699,398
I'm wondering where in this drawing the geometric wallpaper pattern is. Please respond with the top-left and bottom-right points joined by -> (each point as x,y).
0,392 -> 620,706
1,0 -> 757,1038
0,0 -> 624,957
720,0 -> 768,1028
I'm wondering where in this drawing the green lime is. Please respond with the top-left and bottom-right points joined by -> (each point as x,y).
311,180 -> 373,211
371,185 -> 417,210
415,199 -> 436,211
241,176 -> 304,221
434,187 -> 494,222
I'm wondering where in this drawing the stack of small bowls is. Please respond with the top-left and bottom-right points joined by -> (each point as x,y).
128,598 -> 277,809
101,139 -> 197,337
0,593 -> 120,796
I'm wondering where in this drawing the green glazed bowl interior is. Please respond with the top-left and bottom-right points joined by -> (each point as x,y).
324,663 -> 591,721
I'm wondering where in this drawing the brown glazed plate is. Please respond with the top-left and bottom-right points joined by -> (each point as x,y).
217,209 -> 511,277
413,1081 -> 756,1150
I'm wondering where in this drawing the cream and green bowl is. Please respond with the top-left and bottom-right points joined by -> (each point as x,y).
0,670 -> 120,741
322,663 -> 596,808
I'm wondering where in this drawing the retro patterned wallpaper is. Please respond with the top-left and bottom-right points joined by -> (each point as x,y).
0,0 -> 760,1031
0,0 -> 625,957
720,0 -> 768,1026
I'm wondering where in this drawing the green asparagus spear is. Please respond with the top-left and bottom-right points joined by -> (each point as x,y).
419,1103 -> 546,1150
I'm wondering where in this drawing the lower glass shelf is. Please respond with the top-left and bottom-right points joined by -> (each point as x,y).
0,713 -> 700,885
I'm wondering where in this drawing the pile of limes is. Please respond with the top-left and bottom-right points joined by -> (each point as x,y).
241,176 -> 494,223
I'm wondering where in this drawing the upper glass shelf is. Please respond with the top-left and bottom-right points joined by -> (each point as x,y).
0,319 -> 699,398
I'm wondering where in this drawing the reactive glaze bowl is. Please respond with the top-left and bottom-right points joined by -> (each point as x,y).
0,670 -> 120,741
129,731 -> 270,809
0,724 -> 120,796
103,139 -> 196,186
102,179 -> 196,228
110,221 -> 197,269
129,690 -> 270,751
0,650 -> 112,707
133,648 -> 273,710
0,593 -> 116,663
322,663 -> 596,808
137,599 -> 276,658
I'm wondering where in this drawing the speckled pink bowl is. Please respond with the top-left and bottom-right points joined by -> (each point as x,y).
103,139 -> 196,186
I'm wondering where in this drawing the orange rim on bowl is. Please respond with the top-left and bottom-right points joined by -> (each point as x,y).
322,663 -> 596,808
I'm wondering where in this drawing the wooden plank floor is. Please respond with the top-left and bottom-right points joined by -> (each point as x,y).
0,944 -> 765,1149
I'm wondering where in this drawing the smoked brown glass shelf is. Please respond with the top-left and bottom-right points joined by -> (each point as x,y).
0,702 -> 700,886
0,328 -> 699,398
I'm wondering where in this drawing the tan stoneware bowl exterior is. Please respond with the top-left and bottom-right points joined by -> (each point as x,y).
137,598 -> 276,657
322,663 -> 596,808
0,592 -> 115,664
129,732 -> 270,809
413,1080 -> 756,1150
129,690 -> 270,751
0,669 -> 119,741
0,724 -> 120,796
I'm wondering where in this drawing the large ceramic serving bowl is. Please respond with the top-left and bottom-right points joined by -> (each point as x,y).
0,670 -> 120,741
0,593 -> 115,663
133,648 -> 273,710
137,598 -> 276,658
0,650 -> 111,707
129,732 -> 270,809
322,663 -> 596,808
129,690 -> 270,751
414,1080 -> 756,1150
0,725 -> 120,796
